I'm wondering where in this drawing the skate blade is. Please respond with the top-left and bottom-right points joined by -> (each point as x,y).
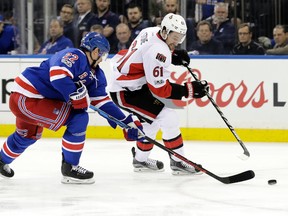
171,170 -> 203,176
0,174 -> 13,179
61,176 -> 95,184
133,167 -> 165,173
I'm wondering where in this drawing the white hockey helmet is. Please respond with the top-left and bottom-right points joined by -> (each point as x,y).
161,13 -> 187,43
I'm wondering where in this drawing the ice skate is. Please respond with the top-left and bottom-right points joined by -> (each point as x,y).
170,158 -> 202,175
61,156 -> 94,184
0,157 -> 14,178
132,147 -> 164,172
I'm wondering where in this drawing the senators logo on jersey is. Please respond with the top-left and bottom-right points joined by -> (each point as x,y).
156,53 -> 166,63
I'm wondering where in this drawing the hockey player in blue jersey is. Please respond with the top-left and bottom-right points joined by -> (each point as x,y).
0,32 -> 144,184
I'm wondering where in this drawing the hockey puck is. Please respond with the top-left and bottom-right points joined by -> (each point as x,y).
268,179 -> 277,185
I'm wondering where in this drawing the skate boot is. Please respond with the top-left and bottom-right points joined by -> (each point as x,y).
0,157 -> 14,178
170,157 -> 202,175
132,147 -> 164,172
61,155 -> 94,184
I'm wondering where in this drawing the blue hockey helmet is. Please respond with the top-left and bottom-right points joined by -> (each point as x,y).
80,32 -> 110,57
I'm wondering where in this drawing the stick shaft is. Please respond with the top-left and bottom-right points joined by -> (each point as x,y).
185,66 -> 250,158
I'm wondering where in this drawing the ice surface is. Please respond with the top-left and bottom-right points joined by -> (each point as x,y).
0,138 -> 287,216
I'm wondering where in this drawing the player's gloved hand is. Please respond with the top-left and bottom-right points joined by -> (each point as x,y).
185,80 -> 209,98
122,114 -> 145,141
171,49 -> 190,66
69,82 -> 90,109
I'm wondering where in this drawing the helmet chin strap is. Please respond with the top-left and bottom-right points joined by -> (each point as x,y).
90,52 -> 101,68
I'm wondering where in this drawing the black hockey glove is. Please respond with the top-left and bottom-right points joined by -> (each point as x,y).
171,49 -> 190,66
185,80 -> 209,98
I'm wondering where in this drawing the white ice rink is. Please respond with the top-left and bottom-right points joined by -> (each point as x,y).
0,138 -> 287,216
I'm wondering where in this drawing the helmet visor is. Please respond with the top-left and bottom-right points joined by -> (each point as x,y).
168,31 -> 186,44
100,52 -> 109,61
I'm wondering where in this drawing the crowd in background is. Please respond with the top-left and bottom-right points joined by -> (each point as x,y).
0,0 -> 287,55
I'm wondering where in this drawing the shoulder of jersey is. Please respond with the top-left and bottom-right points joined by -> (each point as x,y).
69,48 -> 86,57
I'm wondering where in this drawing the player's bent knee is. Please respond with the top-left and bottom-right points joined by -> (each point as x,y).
66,110 -> 89,134
16,125 -> 43,140
12,132 -> 37,148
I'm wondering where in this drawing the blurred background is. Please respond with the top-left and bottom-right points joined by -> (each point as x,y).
0,0 -> 287,54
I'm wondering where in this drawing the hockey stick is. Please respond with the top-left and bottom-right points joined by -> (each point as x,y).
89,105 -> 255,184
183,63 -> 250,160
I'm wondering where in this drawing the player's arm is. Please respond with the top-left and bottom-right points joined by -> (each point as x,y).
49,66 -> 77,101
144,48 -> 209,99
89,69 -> 144,141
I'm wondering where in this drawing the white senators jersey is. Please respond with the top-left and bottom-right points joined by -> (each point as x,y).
109,27 -> 174,98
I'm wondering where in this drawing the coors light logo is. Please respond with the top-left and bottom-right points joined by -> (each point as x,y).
167,68 -> 285,108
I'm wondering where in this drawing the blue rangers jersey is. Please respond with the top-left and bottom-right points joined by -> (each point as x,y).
12,48 -> 123,119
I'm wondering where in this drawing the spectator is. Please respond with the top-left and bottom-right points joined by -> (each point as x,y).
30,34 -> 41,54
87,0 -> 120,53
126,3 -> 152,40
189,20 -> 224,55
115,23 -> 133,53
266,25 -> 288,55
2,11 -> 40,54
151,0 -> 179,27
37,19 -> 74,54
206,2 -> 236,54
90,24 -> 104,33
151,0 -> 196,50
258,36 -> 272,50
0,15 -> 18,54
193,0 -> 234,22
149,0 -> 164,27
59,4 -> 75,43
73,0 -> 94,47
3,11 -> 16,26
164,0 -> 178,14
232,23 -> 265,55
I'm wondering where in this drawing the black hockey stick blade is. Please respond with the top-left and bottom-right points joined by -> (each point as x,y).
222,170 -> 255,184
145,135 -> 255,184
183,62 -> 250,160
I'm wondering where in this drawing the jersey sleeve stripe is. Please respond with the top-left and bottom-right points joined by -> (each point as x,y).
50,74 -> 68,82
90,96 -> 111,107
117,49 -> 137,72
147,81 -> 172,98
50,66 -> 74,82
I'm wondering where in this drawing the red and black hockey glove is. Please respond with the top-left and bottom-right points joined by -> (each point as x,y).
172,49 -> 190,66
185,80 -> 209,98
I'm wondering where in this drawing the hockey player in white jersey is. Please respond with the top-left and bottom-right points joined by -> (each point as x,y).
109,13 -> 209,175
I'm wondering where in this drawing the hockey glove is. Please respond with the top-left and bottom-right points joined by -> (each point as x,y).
70,82 -> 90,109
185,80 -> 209,98
171,49 -> 190,66
122,114 -> 145,141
